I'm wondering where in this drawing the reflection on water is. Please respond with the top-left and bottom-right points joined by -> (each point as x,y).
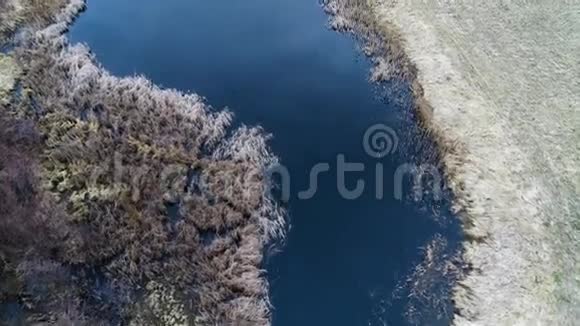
69,0 -> 462,325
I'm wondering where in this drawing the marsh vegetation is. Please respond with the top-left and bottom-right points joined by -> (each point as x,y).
330,0 -> 580,324
1,0 -> 284,324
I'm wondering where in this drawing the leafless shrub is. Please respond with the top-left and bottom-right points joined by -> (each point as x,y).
19,0 -> 69,29
0,0 -> 71,42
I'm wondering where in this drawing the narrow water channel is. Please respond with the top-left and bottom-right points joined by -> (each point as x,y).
69,0 -> 462,325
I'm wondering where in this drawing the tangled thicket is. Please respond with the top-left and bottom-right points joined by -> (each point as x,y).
1,0 -> 285,324
0,0 -> 69,40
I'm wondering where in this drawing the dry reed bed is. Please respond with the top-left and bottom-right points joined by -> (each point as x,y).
1,0 -> 285,324
328,0 -> 580,324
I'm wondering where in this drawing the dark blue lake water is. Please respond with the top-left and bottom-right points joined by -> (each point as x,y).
69,0 -> 462,325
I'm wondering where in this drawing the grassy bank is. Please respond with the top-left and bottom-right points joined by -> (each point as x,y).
1,0 -> 285,325
328,0 -> 580,324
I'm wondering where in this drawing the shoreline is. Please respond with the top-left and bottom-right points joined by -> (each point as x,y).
2,0 -> 578,324
328,0 -> 579,324
1,0 -> 285,324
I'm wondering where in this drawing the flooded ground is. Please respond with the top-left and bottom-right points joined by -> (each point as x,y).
69,0 -> 462,325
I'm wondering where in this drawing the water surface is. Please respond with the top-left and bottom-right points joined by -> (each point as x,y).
69,0 -> 461,325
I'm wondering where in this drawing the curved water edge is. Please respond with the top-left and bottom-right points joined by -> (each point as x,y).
1,0 -> 465,325
4,0 -> 285,324
326,0 -> 580,324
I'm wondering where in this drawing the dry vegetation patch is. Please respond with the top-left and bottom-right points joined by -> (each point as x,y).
1,0 -> 285,325
0,54 -> 21,104
329,0 -> 580,324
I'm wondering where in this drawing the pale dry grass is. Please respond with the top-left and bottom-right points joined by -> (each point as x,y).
335,0 -> 580,324
0,54 -> 20,103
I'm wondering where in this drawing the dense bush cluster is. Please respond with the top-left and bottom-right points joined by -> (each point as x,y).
0,108 -> 111,325
0,0 -> 69,41
0,0 -> 18,39
0,110 -> 43,260
1,0 -> 285,324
